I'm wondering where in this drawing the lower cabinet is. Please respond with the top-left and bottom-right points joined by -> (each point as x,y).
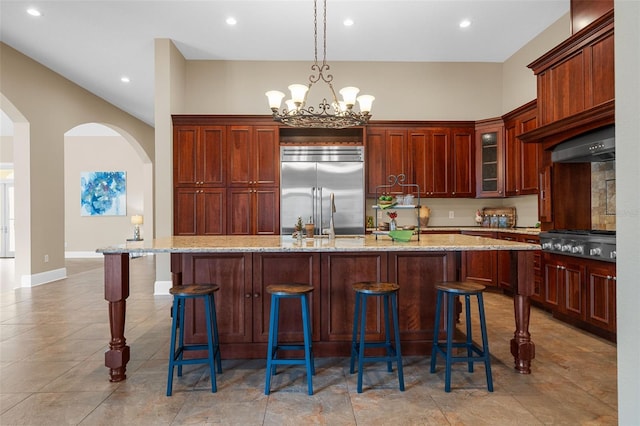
461,231 -> 497,286
174,188 -> 226,235
175,251 -> 457,358
227,187 -> 279,235
542,253 -> 616,340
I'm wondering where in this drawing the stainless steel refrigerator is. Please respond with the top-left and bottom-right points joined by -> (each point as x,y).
280,146 -> 365,236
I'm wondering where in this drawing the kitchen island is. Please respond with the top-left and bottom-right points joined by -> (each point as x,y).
98,234 -> 539,382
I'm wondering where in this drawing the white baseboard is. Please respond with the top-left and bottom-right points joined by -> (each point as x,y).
154,280 -> 172,296
65,251 -> 103,258
20,267 -> 67,288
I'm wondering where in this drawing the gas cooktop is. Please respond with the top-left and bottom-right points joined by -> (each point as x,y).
539,230 -> 616,263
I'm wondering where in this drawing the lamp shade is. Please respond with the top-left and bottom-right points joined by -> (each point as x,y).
131,215 -> 143,225
288,84 -> 309,104
339,86 -> 360,106
356,95 -> 375,113
265,90 -> 285,110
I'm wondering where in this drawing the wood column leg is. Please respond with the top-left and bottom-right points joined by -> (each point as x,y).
510,250 -> 536,374
104,253 -> 130,382
511,294 -> 535,374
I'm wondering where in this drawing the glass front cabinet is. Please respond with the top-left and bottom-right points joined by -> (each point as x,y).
475,119 -> 504,198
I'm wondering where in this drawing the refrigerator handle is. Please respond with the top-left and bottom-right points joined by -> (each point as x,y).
311,187 -> 316,227
318,186 -> 323,233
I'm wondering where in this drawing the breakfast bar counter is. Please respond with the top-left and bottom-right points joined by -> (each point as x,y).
98,234 -> 539,382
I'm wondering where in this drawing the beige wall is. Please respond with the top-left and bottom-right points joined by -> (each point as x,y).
0,136 -> 13,162
64,135 -> 146,253
502,13 -> 571,112
0,42 -> 153,285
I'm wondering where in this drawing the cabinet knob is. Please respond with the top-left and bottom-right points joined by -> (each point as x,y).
245,293 -> 251,298
253,293 -> 260,298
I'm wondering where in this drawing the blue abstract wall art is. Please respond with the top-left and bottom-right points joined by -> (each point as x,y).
80,171 -> 126,216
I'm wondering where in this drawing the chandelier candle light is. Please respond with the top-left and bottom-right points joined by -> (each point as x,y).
265,0 -> 374,129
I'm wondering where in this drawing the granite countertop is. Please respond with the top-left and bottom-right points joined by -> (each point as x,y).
422,227 -> 541,235
97,234 -> 540,254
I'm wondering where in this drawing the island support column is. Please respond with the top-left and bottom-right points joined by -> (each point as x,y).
104,253 -> 130,382
510,250 -> 536,374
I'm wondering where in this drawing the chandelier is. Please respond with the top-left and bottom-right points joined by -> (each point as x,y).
265,0 -> 374,129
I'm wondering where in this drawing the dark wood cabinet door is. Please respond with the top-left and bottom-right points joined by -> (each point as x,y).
254,188 -> 279,235
497,233 -> 518,289
174,187 -> 199,235
461,231 -> 497,286
475,121 -> 504,198
450,128 -> 475,197
199,188 -> 226,235
365,128 -> 386,197
174,126 -> 225,187
586,263 -> 616,332
386,129 -> 409,181
227,126 -> 252,187
518,113 -> 539,194
563,260 -> 586,320
504,122 -> 520,196
174,126 -> 199,186
410,128 -> 449,197
253,126 -> 279,187
253,253 -> 321,343
539,165 -> 553,223
180,253 -> 253,344
320,252 -> 387,342
543,257 -> 562,310
388,251 -> 457,340
227,188 -> 252,235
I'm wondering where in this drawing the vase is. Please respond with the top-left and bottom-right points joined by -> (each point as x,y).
390,219 -> 397,231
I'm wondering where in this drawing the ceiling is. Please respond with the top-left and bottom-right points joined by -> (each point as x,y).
0,0 -> 569,127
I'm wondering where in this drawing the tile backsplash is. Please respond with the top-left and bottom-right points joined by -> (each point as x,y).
591,162 -> 615,230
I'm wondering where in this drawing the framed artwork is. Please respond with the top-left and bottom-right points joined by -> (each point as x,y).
80,171 -> 126,216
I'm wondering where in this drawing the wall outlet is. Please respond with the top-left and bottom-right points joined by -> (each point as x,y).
377,211 -> 383,220
44,254 -> 49,262
448,211 -> 455,219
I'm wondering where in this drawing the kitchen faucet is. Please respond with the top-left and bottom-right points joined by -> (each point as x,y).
328,192 -> 336,240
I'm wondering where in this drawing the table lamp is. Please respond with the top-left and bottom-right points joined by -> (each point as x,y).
131,215 -> 143,241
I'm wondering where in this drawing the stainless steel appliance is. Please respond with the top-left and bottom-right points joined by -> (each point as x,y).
280,146 -> 364,236
551,125 -> 615,163
539,230 -> 616,263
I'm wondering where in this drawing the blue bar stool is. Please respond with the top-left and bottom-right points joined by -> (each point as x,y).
265,283 -> 315,395
167,284 -> 222,396
349,281 -> 405,393
430,281 -> 493,392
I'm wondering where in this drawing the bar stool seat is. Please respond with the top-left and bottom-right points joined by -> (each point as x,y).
430,281 -> 493,392
265,283 -> 315,395
167,284 -> 222,396
350,281 -> 405,393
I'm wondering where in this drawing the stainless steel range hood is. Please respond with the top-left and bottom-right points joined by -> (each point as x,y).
551,125 -> 615,163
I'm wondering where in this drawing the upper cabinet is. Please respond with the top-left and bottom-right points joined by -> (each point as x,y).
475,118 -> 504,198
521,10 -> 614,148
228,126 -> 279,188
174,125 -> 226,187
366,123 -> 474,198
503,101 -> 540,196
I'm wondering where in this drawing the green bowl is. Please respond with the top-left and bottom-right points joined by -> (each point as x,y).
388,230 -> 414,242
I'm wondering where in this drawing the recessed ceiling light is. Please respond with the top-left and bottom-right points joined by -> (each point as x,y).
26,8 -> 42,17
459,19 -> 471,28
120,76 -> 130,83
226,17 -> 237,26
343,18 -> 354,27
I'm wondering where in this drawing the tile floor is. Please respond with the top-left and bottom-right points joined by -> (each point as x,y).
0,256 -> 618,425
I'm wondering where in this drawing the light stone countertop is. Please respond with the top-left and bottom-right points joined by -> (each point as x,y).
421,227 -> 541,235
97,234 -> 540,254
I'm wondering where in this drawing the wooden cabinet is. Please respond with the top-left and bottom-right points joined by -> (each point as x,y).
538,165 -> 553,223
461,230 -> 498,286
173,125 -> 226,188
503,102 -> 540,196
320,252 -> 388,342
585,262 -> 616,332
174,187 -> 226,235
227,126 -> 279,187
497,234 -> 541,302
227,187 -> 279,235
173,117 -> 280,236
365,127 -> 410,197
475,119 -> 505,198
542,253 -> 616,339
366,124 -> 474,198
253,253 -> 321,343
